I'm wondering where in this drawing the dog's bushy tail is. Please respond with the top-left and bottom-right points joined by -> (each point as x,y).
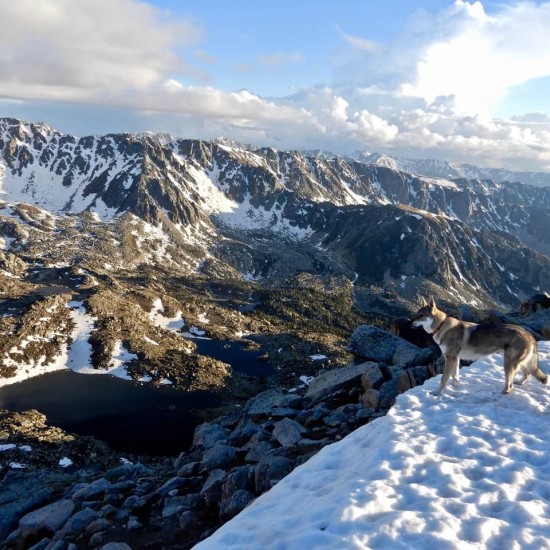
532,346 -> 548,384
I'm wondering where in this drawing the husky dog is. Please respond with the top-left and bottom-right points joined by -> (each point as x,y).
412,298 -> 547,396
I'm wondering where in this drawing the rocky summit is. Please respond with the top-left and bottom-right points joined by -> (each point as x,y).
0,117 -> 549,548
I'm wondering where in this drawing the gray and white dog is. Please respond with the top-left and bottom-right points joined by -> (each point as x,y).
412,298 -> 547,396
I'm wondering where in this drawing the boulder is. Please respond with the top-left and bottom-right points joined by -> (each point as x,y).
221,466 -> 254,499
361,389 -> 380,409
219,490 -> 255,522
255,456 -> 294,493
348,325 -> 433,367
305,361 -> 378,403
162,494 -> 203,518
56,508 -> 99,538
272,418 -> 305,447
17,499 -> 75,540
244,441 -> 275,463
192,423 -> 229,449
244,389 -> 303,420
360,364 -> 385,390
201,445 -> 239,471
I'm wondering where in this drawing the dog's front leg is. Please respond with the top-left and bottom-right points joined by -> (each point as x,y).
433,355 -> 459,396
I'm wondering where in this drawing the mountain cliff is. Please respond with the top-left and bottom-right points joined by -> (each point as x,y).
1,117 -> 550,309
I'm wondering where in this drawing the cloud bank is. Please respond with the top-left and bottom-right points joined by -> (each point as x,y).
1,0 -> 549,171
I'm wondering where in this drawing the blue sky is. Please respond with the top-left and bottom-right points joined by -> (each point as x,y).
1,1 -> 550,171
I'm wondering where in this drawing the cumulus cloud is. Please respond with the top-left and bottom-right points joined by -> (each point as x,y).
334,1 -> 550,117
0,0 -> 203,98
1,0 -> 549,172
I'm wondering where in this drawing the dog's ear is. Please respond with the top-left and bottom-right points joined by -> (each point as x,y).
429,296 -> 436,310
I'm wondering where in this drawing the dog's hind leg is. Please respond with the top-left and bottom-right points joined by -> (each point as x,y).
451,361 -> 460,386
433,355 -> 459,396
503,348 -> 521,394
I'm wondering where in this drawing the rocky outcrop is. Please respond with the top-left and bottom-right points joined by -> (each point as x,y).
0,338 -> 445,549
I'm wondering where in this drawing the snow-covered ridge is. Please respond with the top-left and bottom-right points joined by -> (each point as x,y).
196,343 -> 550,549
2,116 -> 550,258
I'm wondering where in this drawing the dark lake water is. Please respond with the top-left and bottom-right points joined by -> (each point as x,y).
0,339 -> 273,456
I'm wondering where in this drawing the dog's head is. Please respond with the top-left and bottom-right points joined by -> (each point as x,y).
411,297 -> 438,331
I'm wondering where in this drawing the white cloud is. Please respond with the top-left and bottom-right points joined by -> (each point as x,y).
0,0 -> 203,98
336,25 -> 379,52
1,0 -> 550,172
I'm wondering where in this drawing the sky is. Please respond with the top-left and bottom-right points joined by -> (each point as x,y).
196,342 -> 550,549
1,0 -> 550,172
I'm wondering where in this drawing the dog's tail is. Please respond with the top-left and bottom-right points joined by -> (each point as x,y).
532,345 -> 548,384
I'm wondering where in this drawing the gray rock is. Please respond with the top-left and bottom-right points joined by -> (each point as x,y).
99,544 -> 133,550
379,377 -> 400,410
86,518 -> 112,535
156,476 -> 187,496
72,478 -> 111,500
255,456 -> 294,493
245,389 -> 302,420
123,495 -> 147,511
361,389 -> 380,409
306,361 -> 378,403
162,494 -> 203,518
18,499 -> 75,540
201,469 -> 226,495
360,364 -> 385,390
126,517 -> 143,531
201,444 -> 238,470
103,464 -> 136,482
222,466 -> 254,499
272,417 -> 305,446
0,470 -> 67,541
219,490 -> 255,522
244,440 -> 275,463
176,461 -> 200,477
28,539 -> 51,550
90,532 -> 105,546
192,422 -> 229,449
57,508 -> 99,538
348,325 -> 429,367
229,422 -> 261,446
324,410 -> 348,427
179,510 -> 199,533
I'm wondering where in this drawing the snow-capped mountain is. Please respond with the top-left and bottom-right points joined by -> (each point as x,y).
350,150 -> 550,189
1,117 -> 550,307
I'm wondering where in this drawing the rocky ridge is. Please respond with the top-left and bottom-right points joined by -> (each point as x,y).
1,117 -> 550,308
2,302 -> 550,549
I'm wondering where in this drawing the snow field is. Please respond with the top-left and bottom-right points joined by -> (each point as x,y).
195,342 -> 550,550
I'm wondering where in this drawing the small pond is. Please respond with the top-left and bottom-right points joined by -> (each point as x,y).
0,339 -> 274,456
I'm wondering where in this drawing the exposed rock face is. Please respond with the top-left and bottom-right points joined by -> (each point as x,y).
1,117 -> 549,308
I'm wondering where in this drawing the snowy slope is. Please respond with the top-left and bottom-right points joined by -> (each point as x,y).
195,342 -> 550,550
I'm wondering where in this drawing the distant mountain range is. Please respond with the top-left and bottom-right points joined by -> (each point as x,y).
1,117 -> 549,309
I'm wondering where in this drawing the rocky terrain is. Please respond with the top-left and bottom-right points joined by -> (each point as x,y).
2,303 -> 550,549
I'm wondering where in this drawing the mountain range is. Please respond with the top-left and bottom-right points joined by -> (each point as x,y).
1,116 -> 550,311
